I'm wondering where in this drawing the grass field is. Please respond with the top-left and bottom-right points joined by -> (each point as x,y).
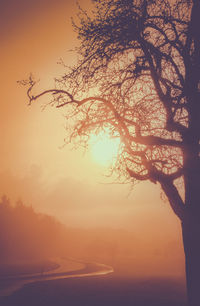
0,260 -> 59,277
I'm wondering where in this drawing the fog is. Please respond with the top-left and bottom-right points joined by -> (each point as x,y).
0,0 -> 185,284
0,193 -> 185,279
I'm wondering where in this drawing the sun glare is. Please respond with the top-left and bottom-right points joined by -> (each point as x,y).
90,132 -> 120,166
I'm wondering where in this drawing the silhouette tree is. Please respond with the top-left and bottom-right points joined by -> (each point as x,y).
24,0 -> 200,305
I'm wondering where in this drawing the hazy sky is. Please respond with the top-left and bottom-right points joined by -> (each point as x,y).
0,0 -> 182,249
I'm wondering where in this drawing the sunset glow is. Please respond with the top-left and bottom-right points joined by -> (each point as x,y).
90,132 -> 120,166
0,2 -> 186,304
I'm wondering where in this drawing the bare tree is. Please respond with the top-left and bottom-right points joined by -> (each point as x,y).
24,0 -> 200,305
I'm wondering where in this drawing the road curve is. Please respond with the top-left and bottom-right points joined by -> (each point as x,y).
0,257 -> 114,297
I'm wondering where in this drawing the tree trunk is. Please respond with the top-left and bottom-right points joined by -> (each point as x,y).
182,216 -> 200,306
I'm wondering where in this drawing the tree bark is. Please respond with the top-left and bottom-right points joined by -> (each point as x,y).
182,215 -> 200,306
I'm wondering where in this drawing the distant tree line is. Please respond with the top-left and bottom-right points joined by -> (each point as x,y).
0,195 -> 183,278
0,195 -> 65,263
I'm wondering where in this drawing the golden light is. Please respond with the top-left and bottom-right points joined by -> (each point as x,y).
90,131 -> 120,166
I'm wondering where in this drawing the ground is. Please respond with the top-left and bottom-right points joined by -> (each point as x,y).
0,273 -> 187,306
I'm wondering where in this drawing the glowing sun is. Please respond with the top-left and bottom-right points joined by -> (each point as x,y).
90,132 -> 120,166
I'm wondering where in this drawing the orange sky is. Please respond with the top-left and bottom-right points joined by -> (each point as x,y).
0,0 -> 184,267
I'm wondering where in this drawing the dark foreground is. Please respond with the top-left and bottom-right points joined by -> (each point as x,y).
0,274 -> 187,306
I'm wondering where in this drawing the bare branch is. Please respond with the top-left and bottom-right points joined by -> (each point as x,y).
160,179 -> 185,220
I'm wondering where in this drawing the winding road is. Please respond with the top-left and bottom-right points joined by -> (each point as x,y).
0,257 -> 114,297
